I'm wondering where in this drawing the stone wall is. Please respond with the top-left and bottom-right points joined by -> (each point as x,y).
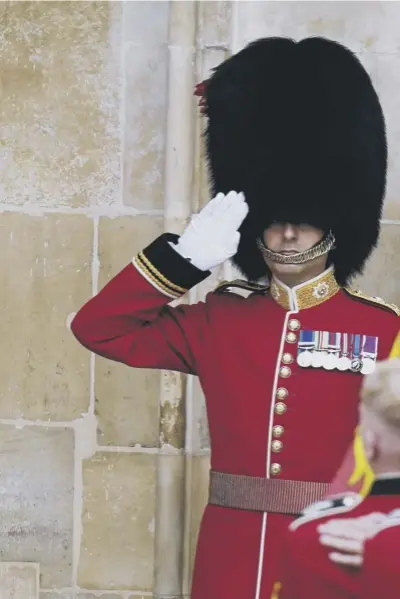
0,2 -> 168,597
0,2 -> 400,598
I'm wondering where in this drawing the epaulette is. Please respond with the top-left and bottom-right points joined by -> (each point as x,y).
214,279 -> 268,296
344,287 -> 400,316
289,492 -> 362,531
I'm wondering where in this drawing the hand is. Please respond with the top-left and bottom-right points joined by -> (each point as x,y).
171,191 -> 249,271
317,513 -> 388,568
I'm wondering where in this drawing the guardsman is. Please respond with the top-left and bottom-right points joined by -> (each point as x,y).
71,37 -> 399,599
361,515 -> 400,599
276,356 -> 400,599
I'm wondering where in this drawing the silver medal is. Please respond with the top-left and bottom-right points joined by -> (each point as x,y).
297,350 -> 313,367
323,352 -> 338,370
350,358 -> 362,373
312,351 -> 326,368
337,356 -> 351,371
361,358 -> 376,375
360,335 -> 378,376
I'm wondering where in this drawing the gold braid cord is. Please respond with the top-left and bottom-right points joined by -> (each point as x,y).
257,232 -> 336,265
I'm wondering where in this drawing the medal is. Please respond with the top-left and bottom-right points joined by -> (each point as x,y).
350,334 -> 362,372
324,354 -> 337,370
360,335 -> 378,375
312,331 -> 327,368
337,357 -> 351,371
337,333 -> 351,371
312,351 -> 325,368
322,332 -> 339,370
361,358 -> 375,375
297,330 -> 314,368
297,350 -> 313,367
351,358 -> 362,372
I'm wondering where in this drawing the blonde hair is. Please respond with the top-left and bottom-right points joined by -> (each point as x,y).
361,358 -> 400,428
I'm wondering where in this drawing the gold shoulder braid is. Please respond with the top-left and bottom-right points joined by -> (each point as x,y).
344,287 -> 400,316
214,279 -> 268,295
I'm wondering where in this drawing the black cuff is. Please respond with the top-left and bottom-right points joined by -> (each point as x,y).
135,233 -> 210,297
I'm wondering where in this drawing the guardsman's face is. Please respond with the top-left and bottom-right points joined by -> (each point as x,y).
262,222 -> 327,280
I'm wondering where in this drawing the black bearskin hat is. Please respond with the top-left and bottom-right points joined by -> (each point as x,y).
195,37 -> 387,286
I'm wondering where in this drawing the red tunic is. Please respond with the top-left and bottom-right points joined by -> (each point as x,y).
278,478 -> 400,599
71,233 -> 400,599
361,505 -> 400,599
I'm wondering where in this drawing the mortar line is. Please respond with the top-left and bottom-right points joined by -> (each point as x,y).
0,418 -> 76,428
39,592 -> 148,596
0,204 -> 164,217
203,43 -> 229,50
98,445 -> 161,454
98,445 -> 179,455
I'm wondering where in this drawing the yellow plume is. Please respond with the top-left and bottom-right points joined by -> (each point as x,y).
390,330 -> 400,359
270,582 -> 281,599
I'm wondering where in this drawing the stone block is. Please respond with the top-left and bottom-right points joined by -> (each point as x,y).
98,214 -> 164,284
197,1 -> 232,47
159,370 -> 186,450
123,1 -> 169,44
0,1 -> 120,207
189,376 -> 210,453
96,216 -> 163,447
359,53 -> 400,221
153,454 -> 185,596
123,42 -> 168,209
0,562 -> 39,599
168,2 -> 196,47
354,223 -> 400,309
236,1 -> 400,53
184,455 -> 210,590
78,452 -> 156,590
96,357 -> 160,448
0,425 -> 74,588
0,213 -> 91,420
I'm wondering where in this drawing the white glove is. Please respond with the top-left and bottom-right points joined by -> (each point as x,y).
171,191 -> 249,271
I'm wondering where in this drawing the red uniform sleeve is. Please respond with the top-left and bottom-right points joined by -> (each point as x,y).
278,521 -> 360,599
361,521 -> 400,599
71,233 -> 210,375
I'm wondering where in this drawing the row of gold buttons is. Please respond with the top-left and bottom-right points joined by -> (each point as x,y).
270,318 -> 300,477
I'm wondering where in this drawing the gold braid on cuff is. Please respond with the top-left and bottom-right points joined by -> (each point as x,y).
256,231 -> 336,265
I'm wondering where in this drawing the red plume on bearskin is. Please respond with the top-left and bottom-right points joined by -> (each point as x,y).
195,37 -> 387,286
194,81 -> 208,115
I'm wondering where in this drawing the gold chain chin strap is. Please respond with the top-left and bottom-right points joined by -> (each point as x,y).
256,231 -> 336,265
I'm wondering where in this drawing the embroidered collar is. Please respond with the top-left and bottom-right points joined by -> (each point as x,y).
270,265 -> 340,311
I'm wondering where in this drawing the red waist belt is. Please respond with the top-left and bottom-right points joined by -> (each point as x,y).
208,470 -> 330,515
